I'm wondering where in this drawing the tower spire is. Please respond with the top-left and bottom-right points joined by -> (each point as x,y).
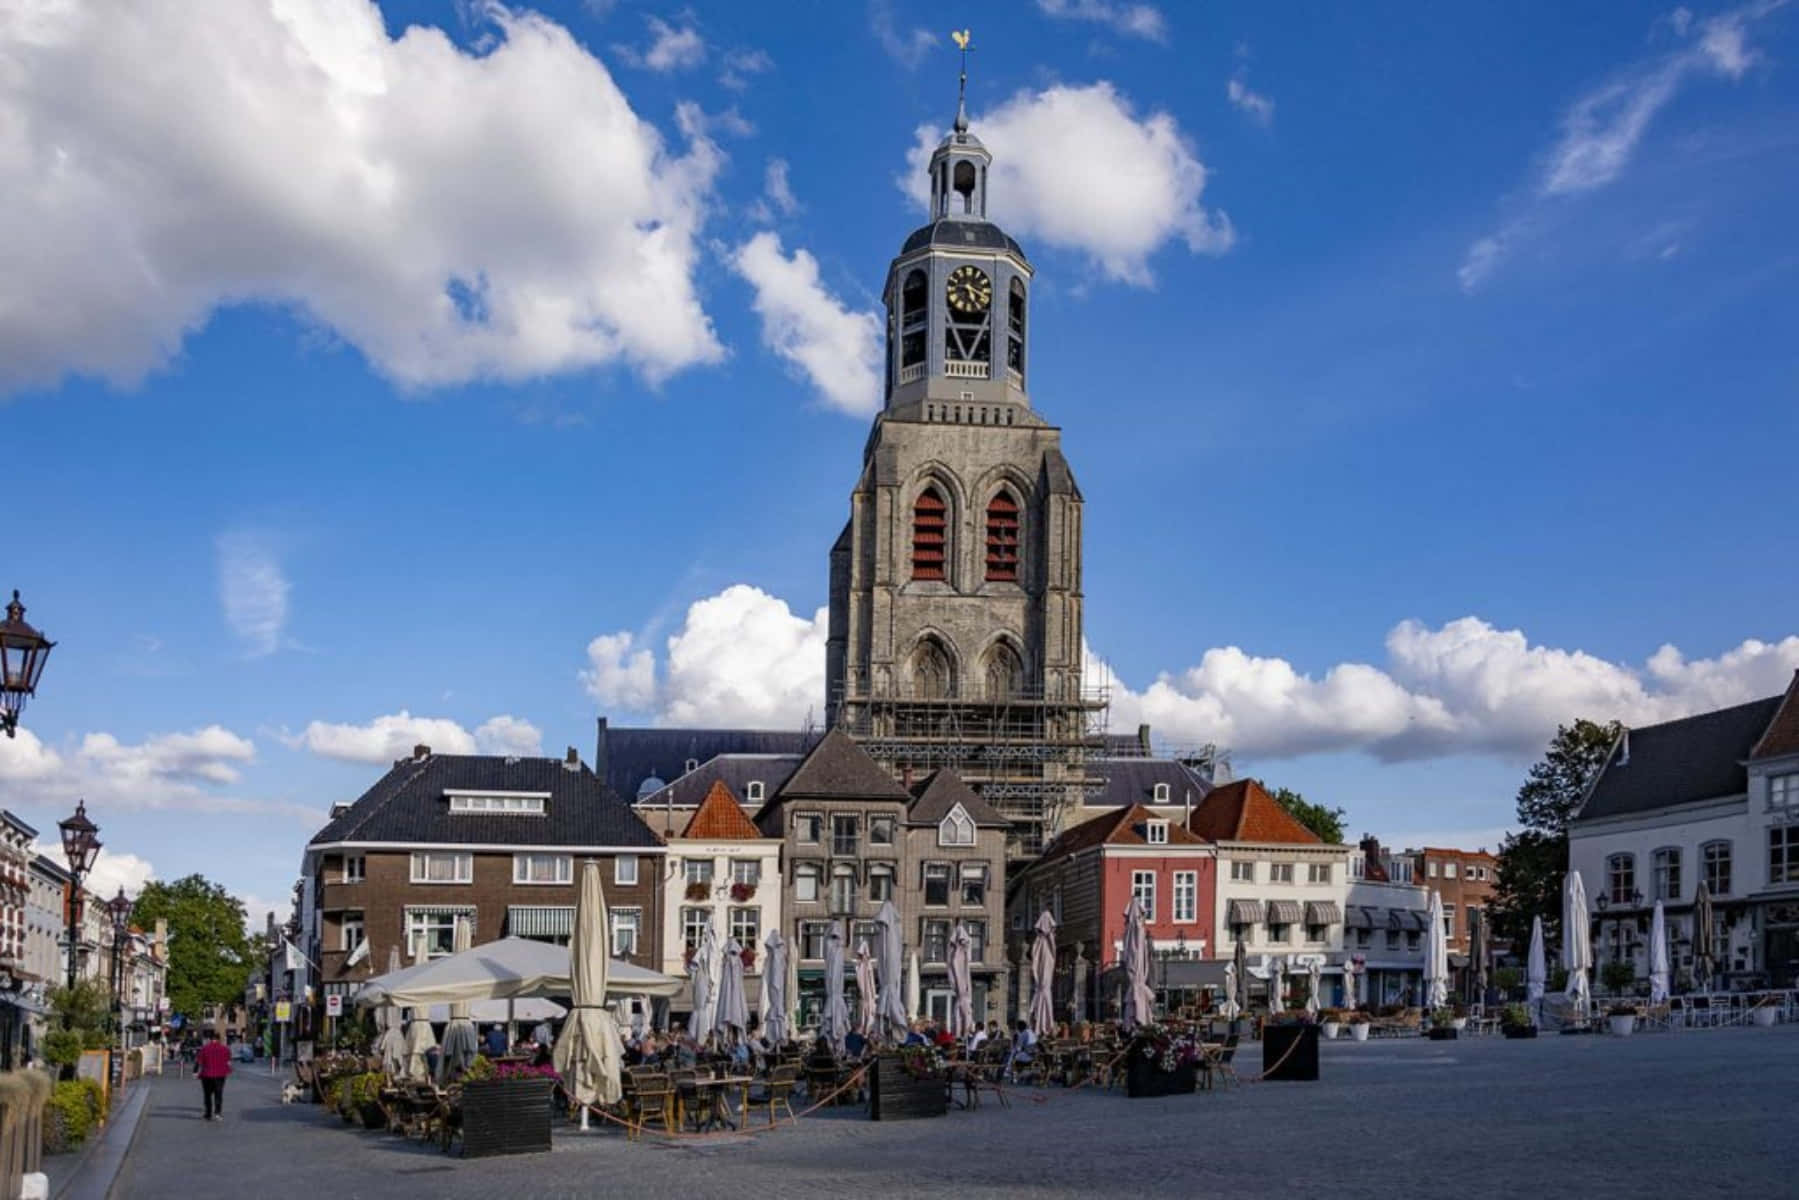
951,29 -> 973,133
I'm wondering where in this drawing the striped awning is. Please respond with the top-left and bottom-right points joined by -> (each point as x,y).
1345,906 -> 1374,930
1404,910 -> 1429,932
1386,908 -> 1405,931
1266,900 -> 1304,925
1227,899 -> 1264,924
507,906 -> 575,939
403,904 -> 476,920
1305,901 -> 1342,925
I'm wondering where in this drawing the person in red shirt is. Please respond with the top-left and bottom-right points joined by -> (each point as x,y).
194,1028 -> 232,1120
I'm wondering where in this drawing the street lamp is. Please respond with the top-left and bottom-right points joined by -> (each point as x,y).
0,590 -> 54,738
107,887 -> 133,1019
58,801 -> 101,992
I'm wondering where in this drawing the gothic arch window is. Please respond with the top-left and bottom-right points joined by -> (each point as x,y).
1007,278 -> 1026,377
912,486 -> 948,581
983,640 -> 1024,699
985,490 -> 1020,582
909,637 -> 955,699
900,270 -> 927,368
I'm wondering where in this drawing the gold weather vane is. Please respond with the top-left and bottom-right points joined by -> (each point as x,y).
951,30 -> 973,132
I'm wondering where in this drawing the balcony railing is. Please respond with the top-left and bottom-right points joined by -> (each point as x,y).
943,360 -> 989,379
898,362 -> 925,384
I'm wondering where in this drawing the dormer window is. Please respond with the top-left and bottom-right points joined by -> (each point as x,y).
447,792 -> 547,815
746,781 -> 764,802
1152,782 -> 1170,804
939,804 -> 976,847
1146,820 -> 1169,845
684,758 -> 699,774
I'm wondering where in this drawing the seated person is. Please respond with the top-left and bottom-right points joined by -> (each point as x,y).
903,1020 -> 928,1047
1005,1019 -> 1037,1080
482,1025 -> 508,1058
843,1029 -> 867,1059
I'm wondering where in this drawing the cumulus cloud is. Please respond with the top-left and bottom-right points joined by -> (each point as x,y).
1036,0 -> 1168,43
0,724 -> 312,818
868,0 -> 936,68
729,232 -> 883,416
217,532 -> 290,657
1459,2 -> 1776,292
0,0 -> 725,394
582,585 -> 828,728
614,16 -> 706,72
286,709 -> 541,764
903,82 -> 1233,284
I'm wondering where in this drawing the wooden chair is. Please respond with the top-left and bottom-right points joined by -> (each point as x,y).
668,1068 -> 704,1131
625,1070 -> 674,1140
745,1065 -> 799,1126
1207,1034 -> 1242,1089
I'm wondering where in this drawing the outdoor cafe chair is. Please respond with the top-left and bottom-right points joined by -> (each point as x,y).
669,1068 -> 702,1131
625,1070 -> 675,1139
1207,1034 -> 1242,1089
745,1065 -> 799,1126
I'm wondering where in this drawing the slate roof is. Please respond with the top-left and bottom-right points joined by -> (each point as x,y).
906,770 -> 1009,828
635,754 -> 802,812
1577,694 -> 1784,821
1750,671 -> 1799,761
309,752 -> 662,849
898,220 -> 1027,260
596,722 -> 815,799
1090,758 -> 1211,811
773,729 -> 912,803
1034,803 -> 1209,869
1187,779 -> 1325,845
678,781 -> 768,841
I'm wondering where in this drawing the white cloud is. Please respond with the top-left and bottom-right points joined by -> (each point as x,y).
1226,77 -> 1274,125
473,715 -> 543,757
0,723 -> 312,818
79,725 -> 256,785
0,727 -> 62,781
583,585 -> 828,728
287,710 -> 472,764
903,82 -> 1233,284
217,532 -> 290,657
763,159 -> 800,217
868,0 -> 936,69
1460,3 -> 1776,291
0,0 -> 724,394
614,16 -> 706,72
32,841 -> 158,901
719,48 -> 772,91
729,232 -> 883,416
1036,0 -> 1168,43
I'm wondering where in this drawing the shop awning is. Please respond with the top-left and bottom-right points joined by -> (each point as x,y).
507,906 -> 574,940
1305,901 -> 1342,925
1266,900 -> 1303,925
1345,906 -> 1374,930
1227,899 -> 1265,924
1386,908 -> 1404,931
1404,910 -> 1429,932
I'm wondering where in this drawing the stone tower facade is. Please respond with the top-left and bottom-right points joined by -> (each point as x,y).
826,98 -> 1104,860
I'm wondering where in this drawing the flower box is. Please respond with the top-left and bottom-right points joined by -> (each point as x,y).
459,1077 -> 555,1158
684,882 -> 711,902
729,881 -> 757,902
1751,1006 -> 1778,1028
1261,1024 -> 1320,1081
1607,1015 -> 1636,1037
1348,1023 -> 1370,1042
1125,1058 -> 1197,1098
869,1054 -> 946,1121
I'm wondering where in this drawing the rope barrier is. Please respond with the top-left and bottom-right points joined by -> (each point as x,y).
564,1064 -> 872,1143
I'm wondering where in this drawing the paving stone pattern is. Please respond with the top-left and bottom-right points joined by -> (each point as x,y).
114,1028 -> 1796,1199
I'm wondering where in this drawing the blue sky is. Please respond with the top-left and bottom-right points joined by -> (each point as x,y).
3,0 -> 1796,921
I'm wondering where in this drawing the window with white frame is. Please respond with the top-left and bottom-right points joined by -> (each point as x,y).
447,793 -> 546,814
1152,782 -> 1170,803
1652,847 -> 1681,901
684,858 -> 714,884
1267,921 -> 1290,945
611,908 -> 641,956
1444,861 -> 1459,879
1131,870 -> 1156,921
1769,773 -> 1798,812
1173,871 -> 1196,923
340,912 -> 365,954
939,806 -> 976,847
410,851 -> 472,884
405,909 -> 470,959
1770,826 -> 1799,886
513,852 -> 572,884
966,919 -> 988,963
795,813 -> 822,843
729,906 -> 760,947
615,855 -> 639,886
1145,820 -> 1168,845
1606,853 -> 1635,903
342,855 -> 365,884
681,907 -> 709,954
829,865 -> 856,912
960,863 -> 988,906
869,863 -> 894,902
922,919 -> 950,963
1428,860 -> 1439,878
684,758 -> 698,773
745,780 -> 764,802
1230,860 -> 1255,883
1443,903 -> 1457,935
731,859 -> 760,886
794,862 -> 821,903
1270,863 -> 1294,884
1307,863 -> 1331,884
799,920 -> 831,960
1305,922 -> 1326,943
1702,840 -> 1731,895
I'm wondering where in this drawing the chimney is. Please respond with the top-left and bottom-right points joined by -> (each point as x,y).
564,746 -> 580,772
595,717 -> 610,787
1136,724 -> 1152,755
413,743 -> 431,762
1618,727 -> 1630,766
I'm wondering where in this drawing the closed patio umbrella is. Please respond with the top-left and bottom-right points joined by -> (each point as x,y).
1029,910 -> 1057,1037
1563,871 -> 1592,1024
1527,915 -> 1547,1023
875,900 -> 909,1042
715,938 -> 749,1041
437,917 -> 479,1082
1267,955 -> 1286,1013
1231,938 -> 1248,1016
403,1008 -> 436,1082
555,859 -> 626,1124
1423,892 -> 1449,1011
854,939 -> 878,1036
1692,880 -> 1715,991
1306,958 -> 1322,1015
375,944 -> 407,1076
691,916 -> 717,1040
820,925 -> 850,1048
1649,900 -> 1670,1006
1222,962 -> 1240,1020
1120,898 -> 1155,1029
949,923 -> 975,1040
763,929 -> 792,1045
905,948 -> 921,1023
1071,944 -> 1089,1024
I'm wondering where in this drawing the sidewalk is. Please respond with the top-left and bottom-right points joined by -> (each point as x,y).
46,1080 -> 151,1200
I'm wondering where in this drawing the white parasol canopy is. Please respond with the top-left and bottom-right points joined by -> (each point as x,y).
1029,910 -> 1057,1037
356,935 -> 679,1010
1423,891 -> 1449,1011
762,929 -> 791,1044
715,937 -> 749,1040
1526,914 -> 1547,1021
554,860 -> 625,1112
1119,898 -> 1155,1029
1305,958 -> 1322,1015
437,916 -> 479,1082
1649,900 -> 1670,1006
1563,871 -> 1593,1021
375,944 -> 407,1075
403,1009 -> 436,1082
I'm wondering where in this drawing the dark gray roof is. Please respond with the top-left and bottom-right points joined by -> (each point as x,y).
596,722 -> 816,799
899,220 -> 1027,259
2,810 -> 38,838
772,730 -> 910,804
1577,696 -> 1783,822
907,770 -> 1009,828
32,854 -> 68,883
635,754 -> 802,811
1092,758 -> 1211,810
309,753 -> 662,849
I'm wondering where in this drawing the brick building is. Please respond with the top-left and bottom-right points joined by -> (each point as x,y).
301,744 -> 666,1009
1412,846 -> 1499,958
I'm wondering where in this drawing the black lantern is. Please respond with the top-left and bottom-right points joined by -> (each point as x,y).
0,590 -> 54,738
107,887 -> 133,936
58,801 -> 101,875
1174,930 -> 1188,960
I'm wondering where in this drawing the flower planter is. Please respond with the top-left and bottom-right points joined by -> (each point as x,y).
1348,1023 -> 1370,1043
459,1077 -> 555,1158
1261,1024 -> 1320,1081
1321,1022 -> 1340,1040
684,883 -> 710,902
1426,1027 -> 1458,1041
869,1055 -> 946,1121
1751,1006 -> 1778,1028
1125,1058 -> 1198,1098
1500,1025 -> 1538,1040
1608,1015 -> 1636,1037
358,1101 -> 387,1130
1449,1018 -> 1468,1032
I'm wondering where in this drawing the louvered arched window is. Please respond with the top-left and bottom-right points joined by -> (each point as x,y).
985,491 -> 1019,581
912,487 -> 947,581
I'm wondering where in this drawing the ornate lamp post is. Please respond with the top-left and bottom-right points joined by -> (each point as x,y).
58,801 -> 101,992
107,887 -> 133,1023
0,590 -> 54,738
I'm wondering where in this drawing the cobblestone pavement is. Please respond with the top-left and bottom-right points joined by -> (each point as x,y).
114,1026 -> 1795,1199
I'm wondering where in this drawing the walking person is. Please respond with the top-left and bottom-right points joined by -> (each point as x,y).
195,1028 -> 232,1120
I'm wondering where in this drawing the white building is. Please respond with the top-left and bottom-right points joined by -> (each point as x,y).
1343,852 -> 1430,1008
1568,672 -> 1799,989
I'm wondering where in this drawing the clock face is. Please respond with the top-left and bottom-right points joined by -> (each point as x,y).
945,265 -> 992,315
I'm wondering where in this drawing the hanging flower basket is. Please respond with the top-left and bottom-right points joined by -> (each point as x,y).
729,881 -> 757,902
739,947 -> 757,970
685,882 -> 710,902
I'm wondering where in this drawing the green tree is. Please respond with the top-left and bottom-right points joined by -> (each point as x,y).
1269,786 -> 1347,844
131,875 -> 252,1020
1490,718 -> 1620,946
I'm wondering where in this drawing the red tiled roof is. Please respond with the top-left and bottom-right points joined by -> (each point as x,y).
1187,779 -> 1324,845
1750,670 -> 1799,761
678,781 -> 764,840
1037,803 -> 1208,866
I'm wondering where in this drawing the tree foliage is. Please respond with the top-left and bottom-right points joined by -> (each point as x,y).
1491,719 -> 1620,947
131,875 -> 251,1020
1269,786 -> 1347,845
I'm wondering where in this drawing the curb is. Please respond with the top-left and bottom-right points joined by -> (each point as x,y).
54,1083 -> 150,1200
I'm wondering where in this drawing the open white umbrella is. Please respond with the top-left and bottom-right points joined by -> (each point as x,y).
1029,910 -> 1057,1037
715,938 -> 749,1041
1423,892 -> 1449,1011
1563,871 -> 1593,1023
1527,915 -> 1547,1024
762,929 -> 791,1045
692,917 -> 718,1040
854,938 -> 878,1036
875,900 -> 909,1042
375,944 -> 407,1075
1120,898 -> 1155,1029
1306,958 -> 1322,1015
356,936 -> 678,1008
555,860 -> 626,1126
948,923 -> 975,1040
1649,900 -> 1670,1006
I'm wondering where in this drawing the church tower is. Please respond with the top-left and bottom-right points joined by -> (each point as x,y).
826,72 -> 1104,860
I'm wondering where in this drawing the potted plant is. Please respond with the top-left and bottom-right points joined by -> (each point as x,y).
740,945 -> 757,970
1124,1023 -> 1203,1096
1347,1011 -> 1372,1042
1449,1004 -> 1468,1032
1751,1000 -> 1779,1027
871,1045 -> 948,1119
1426,1009 -> 1458,1040
1606,1003 -> 1638,1036
1500,1003 -> 1537,1039
458,1056 -> 559,1157
1320,1008 -> 1344,1039
685,881 -> 710,902
729,880 -> 757,902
